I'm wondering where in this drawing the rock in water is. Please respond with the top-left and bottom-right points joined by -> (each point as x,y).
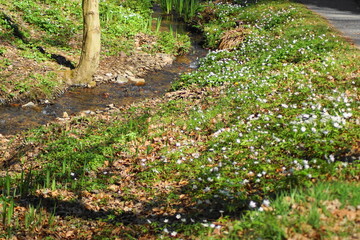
22,102 -> 36,108
135,79 -> 146,86
127,76 -> 145,86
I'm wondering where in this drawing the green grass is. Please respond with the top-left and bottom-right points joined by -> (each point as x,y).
209,181 -> 360,239
0,0 -> 359,238
0,0 -> 190,55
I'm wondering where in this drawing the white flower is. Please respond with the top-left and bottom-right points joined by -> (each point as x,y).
301,126 -> 306,132
171,231 -> 177,236
176,214 -> 181,219
249,201 -> 257,208
262,199 -> 270,207
343,112 -> 352,118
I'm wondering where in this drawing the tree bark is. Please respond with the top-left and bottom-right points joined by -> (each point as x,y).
73,0 -> 101,85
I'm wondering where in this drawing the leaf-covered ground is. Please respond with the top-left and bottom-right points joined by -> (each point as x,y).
0,0 -> 359,239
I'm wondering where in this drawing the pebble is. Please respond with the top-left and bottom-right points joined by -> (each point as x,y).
22,102 -> 36,108
115,75 -> 128,84
124,70 -> 134,77
134,79 -> 146,86
127,76 -> 145,86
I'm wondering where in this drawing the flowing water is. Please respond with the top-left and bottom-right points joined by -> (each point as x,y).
0,12 -> 207,135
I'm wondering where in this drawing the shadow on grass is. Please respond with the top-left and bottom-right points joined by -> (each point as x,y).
37,46 -> 75,69
4,149 -> 358,238
0,13 -> 75,69
2,112 -> 358,237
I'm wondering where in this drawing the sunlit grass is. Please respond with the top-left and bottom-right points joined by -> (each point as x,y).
0,0 -> 359,238
207,181 -> 360,239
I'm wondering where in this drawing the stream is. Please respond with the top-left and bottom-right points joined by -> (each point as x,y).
0,11 -> 207,136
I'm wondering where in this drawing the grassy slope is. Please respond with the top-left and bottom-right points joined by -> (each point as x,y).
0,0 -> 359,239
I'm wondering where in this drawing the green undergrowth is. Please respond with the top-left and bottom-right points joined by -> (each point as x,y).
0,0 -> 189,55
205,181 -> 360,239
0,0 -> 190,102
0,0 -> 359,238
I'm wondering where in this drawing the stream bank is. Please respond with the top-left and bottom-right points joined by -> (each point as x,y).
0,14 -> 207,136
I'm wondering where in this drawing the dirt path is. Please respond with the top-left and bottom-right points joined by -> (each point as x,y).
298,0 -> 360,48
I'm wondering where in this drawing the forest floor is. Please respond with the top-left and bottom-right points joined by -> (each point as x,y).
0,0 -> 359,239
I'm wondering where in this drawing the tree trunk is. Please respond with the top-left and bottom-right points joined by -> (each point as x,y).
73,0 -> 101,85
